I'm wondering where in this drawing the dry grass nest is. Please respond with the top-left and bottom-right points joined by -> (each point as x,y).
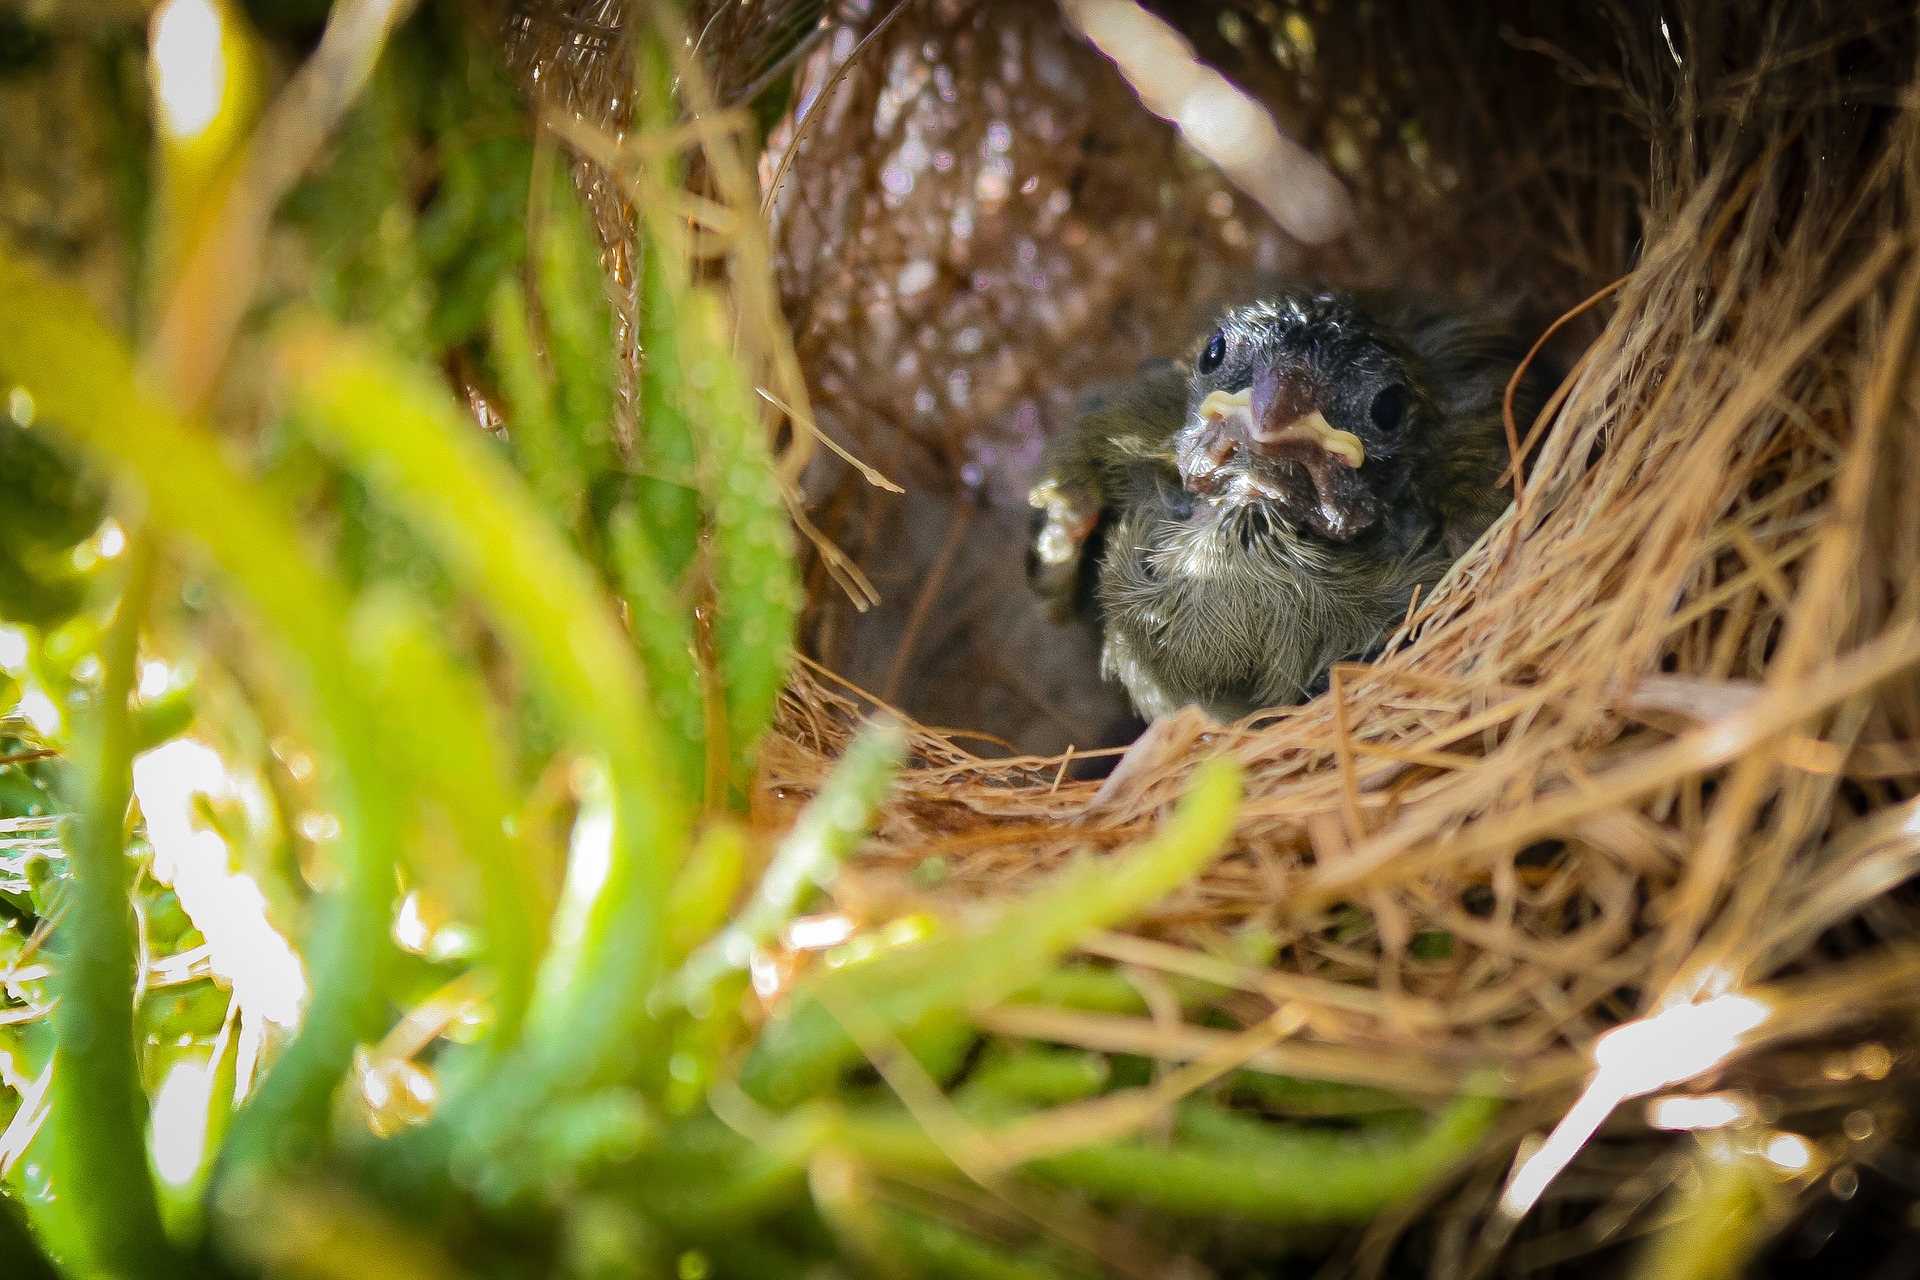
739,0 -> 1920,1263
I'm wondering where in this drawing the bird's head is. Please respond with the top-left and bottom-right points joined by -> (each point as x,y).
1174,294 -> 1430,543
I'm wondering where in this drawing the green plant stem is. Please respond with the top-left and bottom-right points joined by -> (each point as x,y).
1224,1069 -> 1415,1119
681,289 -> 801,789
276,321 -> 689,1086
349,587 -> 544,1044
632,28 -> 701,581
664,821 -> 746,961
1006,965 -> 1150,1016
1634,1134 -> 1780,1280
878,1204 -> 1093,1280
961,1049 -> 1111,1108
659,719 -> 905,1010
487,279 -> 580,530
533,166 -> 617,474
608,504 -> 707,803
838,1091 -> 1498,1225
740,757 -> 1244,1107
1027,1093 -> 1495,1223
48,539 -> 184,1279
0,1187 -> 59,1280
0,255 -> 403,1179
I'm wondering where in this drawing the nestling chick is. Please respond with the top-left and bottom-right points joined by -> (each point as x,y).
1029,288 -> 1551,721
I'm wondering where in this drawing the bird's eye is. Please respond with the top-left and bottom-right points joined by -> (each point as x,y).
1369,385 -> 1409,433
1197,329 -> 1228,375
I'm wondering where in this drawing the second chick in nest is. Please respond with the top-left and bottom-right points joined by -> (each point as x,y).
1030,288 -> 1553,721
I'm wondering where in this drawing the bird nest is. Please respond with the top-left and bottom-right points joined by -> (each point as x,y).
524,0 -> 1920,1270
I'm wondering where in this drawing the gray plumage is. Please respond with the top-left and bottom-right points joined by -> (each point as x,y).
1029,288 -> 1550,721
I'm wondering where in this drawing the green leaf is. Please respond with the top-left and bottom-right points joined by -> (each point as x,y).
46,545 -> 186,1277
348,586 -> 546,1044
607,504 -> 707,802
681,289 -> 801,791
487,278 -> 582,532
535,167 -> 618,478
276,320 -> 688,1087
0,254 -> 404,1180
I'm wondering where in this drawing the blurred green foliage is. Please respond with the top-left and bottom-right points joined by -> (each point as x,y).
0,417 -> 106,628
0,4 -> 1498,1278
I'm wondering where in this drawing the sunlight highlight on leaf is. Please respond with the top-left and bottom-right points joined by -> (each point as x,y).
150,1055 -> 219,1188
132,740 -> 306,1081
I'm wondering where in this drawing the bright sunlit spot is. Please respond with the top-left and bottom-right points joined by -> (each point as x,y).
394,890 -> 432,954
70,519 -> 130,572
354,1048 -> 440,1139
150,1057 -> 216,1188
133,741 -> 307,1039
1592,989 -> 1770,1085
566,758 -> 616,899
150,0 -> 227,140
1498,983 -> 1771,1223
391,889 -> 473,962
1647,1091 -> 1752,1131
0,626 -> 27,674
138,659 -> 174,700
0,1062 -> 51,1179
748,948 -> 783,1000
1764,1132 -> 1814,1172
6,387 -> 33,428
18,687 -> 61,737
784,913 -> 855,951
532,761 -> 615,1007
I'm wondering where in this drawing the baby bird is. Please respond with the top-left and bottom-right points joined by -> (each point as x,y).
1029,288 -> 1550,721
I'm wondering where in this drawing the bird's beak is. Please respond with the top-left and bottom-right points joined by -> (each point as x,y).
1198,388 -> 1365,467
1182,378 -> 1379,541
